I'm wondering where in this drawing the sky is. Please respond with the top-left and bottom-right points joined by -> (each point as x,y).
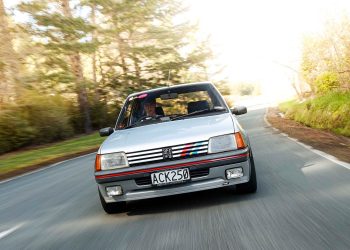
184,0 -> 350,99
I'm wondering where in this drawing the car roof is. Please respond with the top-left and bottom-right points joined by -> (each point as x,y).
127,82 -> 214,98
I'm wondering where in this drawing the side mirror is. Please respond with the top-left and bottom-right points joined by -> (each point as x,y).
231,106 -> 247,115
99,127 -> 114,137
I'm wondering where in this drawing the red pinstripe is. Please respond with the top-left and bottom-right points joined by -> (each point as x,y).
95,153 -> 249,180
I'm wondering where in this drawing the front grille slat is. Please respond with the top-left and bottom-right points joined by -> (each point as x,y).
172,141 -> 208,150
127,149 -> 162,157
127,152 -> 163,161
190,169 -> 209,178
172,145 -> 208,154
129,157 -> 164,165
134,177 -> 151,185
126,140 -> 209,167
172,149 -> 208,158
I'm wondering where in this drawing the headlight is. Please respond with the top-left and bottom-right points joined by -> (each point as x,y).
208,133 -> 246,154
95,152 -> 128,171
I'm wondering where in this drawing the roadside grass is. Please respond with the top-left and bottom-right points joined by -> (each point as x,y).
279,99 -> 297,113
279,91 -> 350,137
0,132 -> 105,175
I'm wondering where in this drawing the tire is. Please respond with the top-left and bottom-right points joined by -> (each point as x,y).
99,190 -> 127,214
235,152 -> 257,194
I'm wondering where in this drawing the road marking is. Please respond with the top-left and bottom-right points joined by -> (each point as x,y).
0,224 -> 22,240
0,152 -> 96,185
264,111 -> 350,170
287,139 -> 350,170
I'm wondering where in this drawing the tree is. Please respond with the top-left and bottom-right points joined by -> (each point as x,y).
301,16 -> 350,94
0,0 -> 20,103
0,0 -> 219,153
19,0 -> 95,132
89,0 -> 212,105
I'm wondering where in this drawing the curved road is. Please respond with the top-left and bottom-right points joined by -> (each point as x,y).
1,108 -> 350,249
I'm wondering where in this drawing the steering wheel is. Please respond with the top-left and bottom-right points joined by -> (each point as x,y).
136,115 -> 162,123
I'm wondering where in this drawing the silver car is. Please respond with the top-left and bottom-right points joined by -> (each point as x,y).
95,82 -> 257,213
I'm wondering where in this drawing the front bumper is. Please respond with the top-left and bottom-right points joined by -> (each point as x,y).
95,149 -> 251,203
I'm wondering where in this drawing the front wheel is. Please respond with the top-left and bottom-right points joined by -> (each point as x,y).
99,190 -> 127,214
235,152 -> 257,194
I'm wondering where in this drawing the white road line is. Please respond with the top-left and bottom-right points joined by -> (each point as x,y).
0,224 -> 22,240
287,138 -> 350,170
264,111 -> 350,170
0,152 -> 96,185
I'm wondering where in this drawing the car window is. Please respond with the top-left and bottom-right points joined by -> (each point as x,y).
116,84 -> 227,129
156,91 -> 213,116
117,101 -> 133,129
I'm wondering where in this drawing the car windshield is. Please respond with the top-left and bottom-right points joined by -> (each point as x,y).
116,84 -> 228,129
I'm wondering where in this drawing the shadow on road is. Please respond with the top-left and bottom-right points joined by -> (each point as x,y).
125,187 -> 259,216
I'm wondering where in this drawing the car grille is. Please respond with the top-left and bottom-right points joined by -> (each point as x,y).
126,140 -> 209,166
134,168 -> 210,186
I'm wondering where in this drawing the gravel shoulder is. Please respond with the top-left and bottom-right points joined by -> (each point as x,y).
266,107 -> 350,163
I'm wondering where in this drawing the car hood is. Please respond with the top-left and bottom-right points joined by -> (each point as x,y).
99,113 -> 236,154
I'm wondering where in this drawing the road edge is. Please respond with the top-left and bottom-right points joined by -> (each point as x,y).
0,151 -> 97,185
263,110 -> 350,170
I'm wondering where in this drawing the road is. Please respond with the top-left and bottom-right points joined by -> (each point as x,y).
1,108 -> 350,249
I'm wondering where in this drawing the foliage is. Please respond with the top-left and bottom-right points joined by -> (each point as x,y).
301,17 -> 350,93
314,72 -> 340,94
279,91 -> 350,136
289,17 -> 350,136
214,80 -> 231,96
0,91 -> 73,153
0,106 -> 37,153
0,0 -> 222,154
231,83 -> 260,96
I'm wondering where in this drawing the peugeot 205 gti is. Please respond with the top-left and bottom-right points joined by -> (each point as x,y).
94,82 -> 257,213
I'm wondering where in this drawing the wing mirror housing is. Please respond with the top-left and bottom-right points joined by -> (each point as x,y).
231,106 -> 247,115
99,127 -> 114,137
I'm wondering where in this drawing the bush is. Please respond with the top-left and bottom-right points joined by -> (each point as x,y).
238,84 -> 255,96
279,91 -> 350,136
232,83 -> 260,96
90,100 -> 117,130
19,91 -> 74,144
315,72 -> 340,94
0,91 -> 74,153
0,107 -> 37,153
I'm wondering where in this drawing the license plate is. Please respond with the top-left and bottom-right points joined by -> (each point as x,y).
151,168 -> 190,186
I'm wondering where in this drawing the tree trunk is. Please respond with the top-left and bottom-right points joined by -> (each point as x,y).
291,80 -> 302,100
61,0 -> 92,133
97,50 -> 106,86
129,37 -> 141,81
117,36 -> 128,75
0,0 -> 19,103
91,3 -> 99,103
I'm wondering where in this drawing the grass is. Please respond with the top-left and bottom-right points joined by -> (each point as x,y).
279,99 -> 298,113
279,91 -> 350,137
0,132 -> 105,175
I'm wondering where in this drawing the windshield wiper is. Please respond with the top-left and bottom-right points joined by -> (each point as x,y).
123,123 -> 138,129
171,106 -> 226,121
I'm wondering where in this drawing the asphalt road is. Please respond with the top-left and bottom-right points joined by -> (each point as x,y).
1,108 -> 350,249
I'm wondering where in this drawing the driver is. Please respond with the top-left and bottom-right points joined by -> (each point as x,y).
144,99 -> 157,117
